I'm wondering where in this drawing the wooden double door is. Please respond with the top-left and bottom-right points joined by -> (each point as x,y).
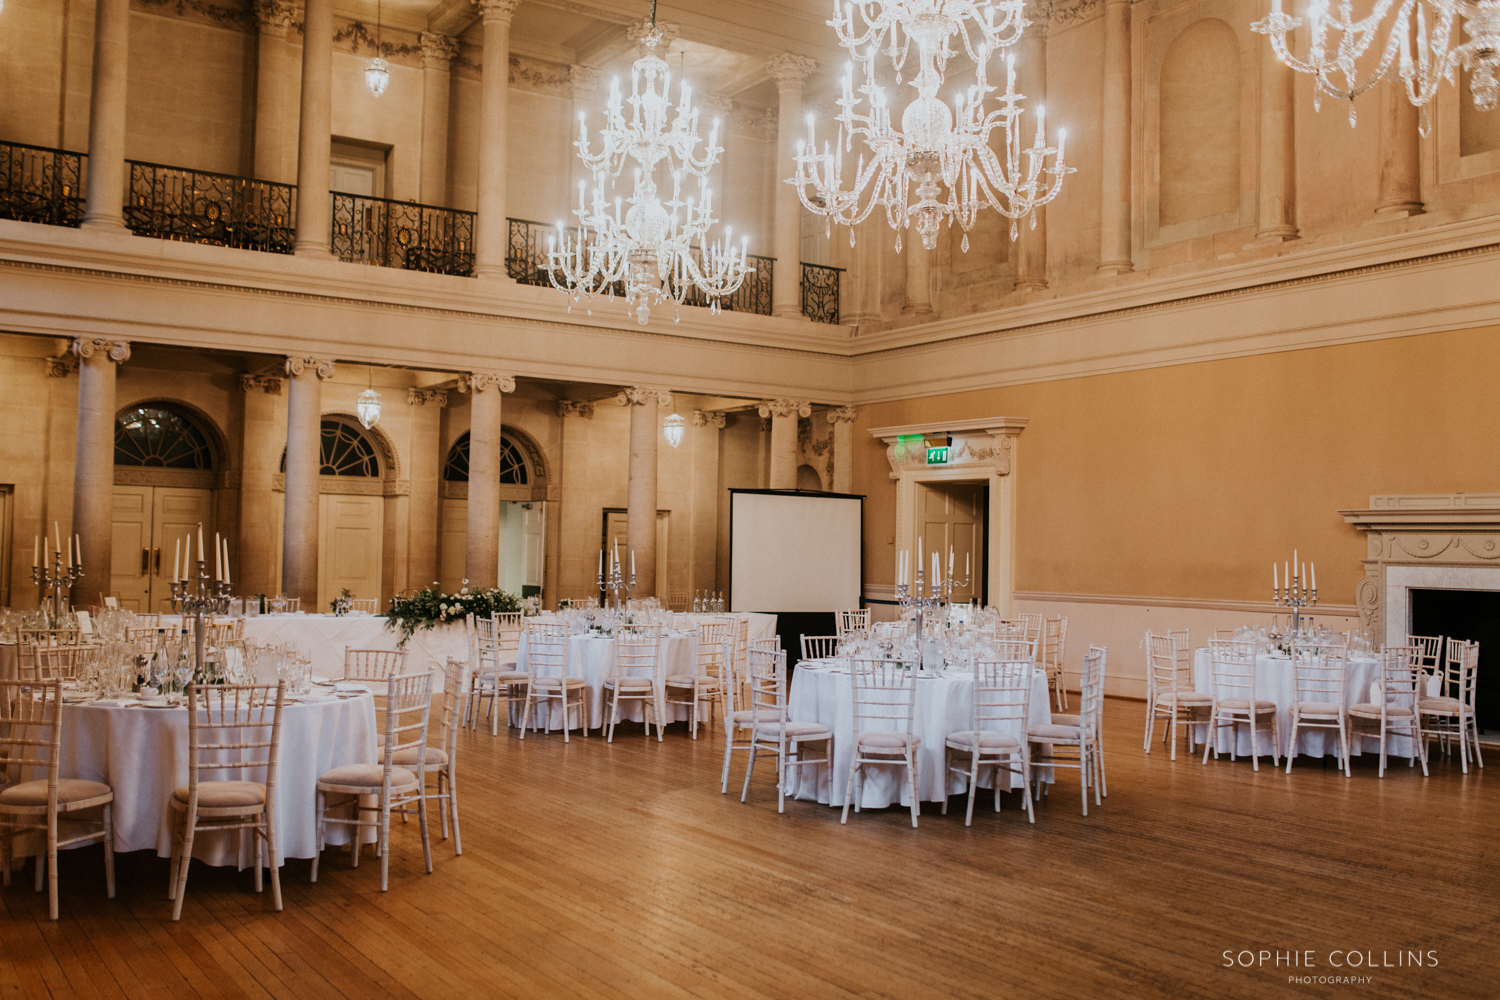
918,481 -> 986,605
110,486 -> 214,612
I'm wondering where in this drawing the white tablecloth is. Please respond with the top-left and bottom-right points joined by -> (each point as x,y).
787,663 -> 1054,809
515,632 -> 699,730
47,694 -> 378,865
1190,649 -> 1411,759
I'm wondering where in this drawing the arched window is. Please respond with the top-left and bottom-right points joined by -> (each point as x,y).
443,432 -> 529,484
1158,19 -> 1241,228
279,418 -> 382,477
114,405 -> 214,469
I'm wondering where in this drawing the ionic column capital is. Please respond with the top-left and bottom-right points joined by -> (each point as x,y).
407,387 -> 449,407
464,371 -> 515,393
690,409 -> 726,429
826,405 -> 858,424
71,338 -> 131,364
758,398 -> 811,419
252,0 -> 295,37
617,387 -> 673,407
558,400 -> 596,418
284,356 -> 335,379
242,373 -> 284,395
419,32 -> 460,70
473,0 -> 522,25
767,53 -> 816,90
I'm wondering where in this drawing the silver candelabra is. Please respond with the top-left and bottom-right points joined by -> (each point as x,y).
170,558 -> 231,674
32,549 -> 82,625
597,557 -> 636,614
1273,552 -> 1318,634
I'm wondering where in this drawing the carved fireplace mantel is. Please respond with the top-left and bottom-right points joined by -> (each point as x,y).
1341,493 -> 1500,646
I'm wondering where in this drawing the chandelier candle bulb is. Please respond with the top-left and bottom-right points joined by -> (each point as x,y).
33,535 -> 38,569
76,534 -> 81,572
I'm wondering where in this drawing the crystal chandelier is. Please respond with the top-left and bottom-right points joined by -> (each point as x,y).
546,3 -> 752,325
1253,0 -> 1500,131
365,0 -> 389,97
792,0 -> 1072,252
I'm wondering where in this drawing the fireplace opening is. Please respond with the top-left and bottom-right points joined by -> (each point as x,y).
1410,588 -> 1500,740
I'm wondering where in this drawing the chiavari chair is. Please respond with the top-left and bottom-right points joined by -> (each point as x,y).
1028,646 -> 1107,815
1419,638 -> 1483,773
312,670 -> 434,891
842,658 -> 921,828
1348,646 -> 1428,778
1284,642 -> 1351,775
168,681 -> 287,920
1041,615 -> 1069,711
799,634 -> 840,661
945,656 -> 1035,826
343,648 -> 405,684
1142,630 -> 1211,760
1201,639 -> 1280,770
0,679 -> 116,920
467,613 -> 526,733
349,598 -> 379,614
665,621 -> 732,739
604,631 -> 663,742
520,621 -> 586,740
835,609 -> 870,637
394,657 -> 466,854
740,647 -> 832,812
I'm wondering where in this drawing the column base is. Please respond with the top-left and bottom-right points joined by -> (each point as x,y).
771,306 -> 809,320
1248,228 -> 1300,247
1096,260 -> 1134,276
1012,278 -> 1048,292
1372,202 -> 1425,220
901,304 -> 933,315
294,241 -> 334,258
473,263 -> 516,280
79,214 -> 126,230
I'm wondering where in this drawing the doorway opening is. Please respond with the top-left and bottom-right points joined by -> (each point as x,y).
601,508 -> 670,601
916,480 -> 988,606
1410,588 -> 1500,740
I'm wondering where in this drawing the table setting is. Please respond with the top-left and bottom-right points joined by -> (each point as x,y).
788,627 -> 1054,809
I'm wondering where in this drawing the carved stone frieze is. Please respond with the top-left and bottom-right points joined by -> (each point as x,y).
558,400 -> 596,418
690,409 -> 726,429
510,54 -> 570,95
285,356 -> 335,379
568,64 -> 603,102
617,387 -> 673,407
242,373 -> 284,395
252,0 -> 295,36
827,405 -> 858,424
883,437 -> 1011,480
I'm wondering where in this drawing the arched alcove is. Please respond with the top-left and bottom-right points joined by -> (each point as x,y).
1158,19 -> 1241,228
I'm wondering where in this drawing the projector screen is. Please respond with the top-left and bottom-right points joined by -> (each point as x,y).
730,490 -> 863,612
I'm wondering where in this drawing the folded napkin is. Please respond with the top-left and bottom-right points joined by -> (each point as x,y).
334,682 -> 370,694
293,692 -> 335,704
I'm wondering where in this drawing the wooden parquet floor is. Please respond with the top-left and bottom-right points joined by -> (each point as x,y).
1,697 -> 1495,1000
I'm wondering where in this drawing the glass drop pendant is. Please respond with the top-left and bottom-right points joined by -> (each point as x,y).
960,233 -> 969,253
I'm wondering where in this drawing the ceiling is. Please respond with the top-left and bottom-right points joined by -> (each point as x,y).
333,0 -> 845,104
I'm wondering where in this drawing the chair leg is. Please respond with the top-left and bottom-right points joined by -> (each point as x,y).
908,754 -> 920,828
964,753 -> 980,826
46,815 -> 59,921
100,803 -> 114,905
379,799 -> 391,892
448,766 -> 463,856
171,812 -> 197,921
310,792 -> 324,882
437,774 -> 450,841
840,759 -> 858,824
741,743 -> 759,803
3,824 -> 13,888
253,820 -> 263,893
266,814 -> 283,911
417,794 -> 433,875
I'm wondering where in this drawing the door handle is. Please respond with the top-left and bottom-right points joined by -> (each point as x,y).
141,548 -> 150,576
154,548 -> 161,575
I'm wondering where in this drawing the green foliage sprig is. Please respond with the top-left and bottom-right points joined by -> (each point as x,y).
383,582 -> 522,646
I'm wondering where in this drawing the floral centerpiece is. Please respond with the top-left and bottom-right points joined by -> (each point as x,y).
384,581 -> 522,647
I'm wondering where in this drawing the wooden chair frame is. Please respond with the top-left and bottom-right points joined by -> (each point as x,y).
842,658 -> 921,828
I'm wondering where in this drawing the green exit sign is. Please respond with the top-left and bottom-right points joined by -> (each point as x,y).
926,446 -> 949,465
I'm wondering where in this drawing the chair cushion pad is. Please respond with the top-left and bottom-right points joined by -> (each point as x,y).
946,730 -> 1022,751
317,764 -> 419,789
664,675 -> 720,688
1155,692 -> 1213,705
733,709 -> 781,725
1418,696 -> 1462,714
0,778 -> 112,807
604,678 -> 656,691
754,721 -> 832,740
855,731 -> 918,750
532,677 -> 585,690
1349,703 -> 1415,718
1291,702 -> 1342,716
1051,714 -> 1081,727
1216,698 -> 1277,712
173,780 -> 265,808
392,746 -> 449,767
1028,723 -> 1082,741
477,671 -> 529,685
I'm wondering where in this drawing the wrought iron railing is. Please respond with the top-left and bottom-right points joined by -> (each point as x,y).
0,141 -> 85,227
124,160 -> 296,253
332,193 -> 474,276
509,217 -> 775,314
801,262 -> 843,325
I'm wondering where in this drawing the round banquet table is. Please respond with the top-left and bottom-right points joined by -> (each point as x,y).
515,631 -> 702,730
27,693 -> 380,866
786,662 -> 1055,809
1189,648 -> 1414,759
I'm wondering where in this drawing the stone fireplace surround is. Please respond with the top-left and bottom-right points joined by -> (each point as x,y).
1341,494 -> 1500,650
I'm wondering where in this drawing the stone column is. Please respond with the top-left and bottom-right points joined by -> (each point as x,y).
282,356 -> 334,604
768,54 -> 817,319
1255,0 -> 1299,242
1097,0 -> 1133,275
239,372 -> 287,598
81,0 -> 129,230
70,339 -> 130,601
759,399 -> 810,490
827,406 -> 857,494
293,0 -> 333,256
473,0 -> 521,278
619,387 -> 671,598
1014,25 -> 1049,290
407,388 -> 447,590
556,400 -> 595,604
1375,78 -> 1424,218
253,0 -> 298,184
903,244 -> 932,313
419,33 -> 459,206
466,371 -> 514,588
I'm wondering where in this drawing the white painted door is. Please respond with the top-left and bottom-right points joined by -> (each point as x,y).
111,486 -> 214,612
317,493 -> 384,611
919,482 -> 984,604
523,504 -> 545,591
